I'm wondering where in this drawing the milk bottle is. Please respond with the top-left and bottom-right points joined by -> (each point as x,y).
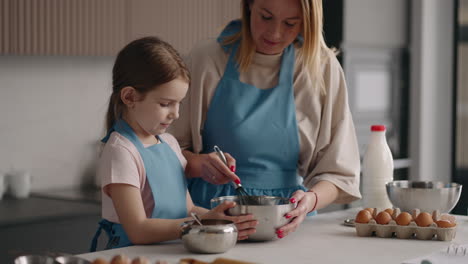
362,125 -> 394,210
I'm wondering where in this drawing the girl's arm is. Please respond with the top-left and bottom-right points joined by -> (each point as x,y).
185,190 -> 258,241
109,183 -> 191,244
185,190 -> 208,215
111,185 -> 257,244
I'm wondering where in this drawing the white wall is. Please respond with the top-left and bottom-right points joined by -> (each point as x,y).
409,0 -> 454,182
0,56 -> 112,191
342,0 -> 408,156
344,0 -> 407,47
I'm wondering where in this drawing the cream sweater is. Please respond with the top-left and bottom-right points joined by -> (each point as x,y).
170,39 -> 362,203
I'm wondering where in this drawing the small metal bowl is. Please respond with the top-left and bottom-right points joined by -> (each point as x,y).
55,256 -> 91,264
14,255 -> 59,264
180,219 -> 237,254
211,195 -> 295,241
386,181 -> 462,213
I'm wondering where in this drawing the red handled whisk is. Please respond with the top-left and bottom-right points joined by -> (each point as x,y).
213,145 -> 252,205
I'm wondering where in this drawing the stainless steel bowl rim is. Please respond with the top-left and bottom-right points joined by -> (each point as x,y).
386,180 -> 463,213
386,180 -> 462,189
211,195 -> 295,241
210,195 -> 292,206
14,255 -> 60,264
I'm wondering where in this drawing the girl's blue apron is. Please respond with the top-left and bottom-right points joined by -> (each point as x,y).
90,119 -> 187,251
188,20 -> 315,216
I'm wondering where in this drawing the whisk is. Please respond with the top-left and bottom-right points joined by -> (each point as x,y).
213,145 -> 253,205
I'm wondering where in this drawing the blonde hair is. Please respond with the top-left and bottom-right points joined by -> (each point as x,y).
223,0 -> 329,94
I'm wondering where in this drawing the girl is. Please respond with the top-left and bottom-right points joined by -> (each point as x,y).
90,36 -> 256,251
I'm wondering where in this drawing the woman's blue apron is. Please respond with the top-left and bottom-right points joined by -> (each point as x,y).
188,21 -> 314,215
90,119 -> 187,251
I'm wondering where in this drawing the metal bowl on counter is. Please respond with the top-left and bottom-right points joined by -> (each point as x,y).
55,256 -> 91,264
180,219 -> 237,254
386,180 -> 462,213
211,195 -> 295,241
14,255 -> 59,264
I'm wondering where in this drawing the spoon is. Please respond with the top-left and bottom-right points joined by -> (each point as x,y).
191,212 -> 203,226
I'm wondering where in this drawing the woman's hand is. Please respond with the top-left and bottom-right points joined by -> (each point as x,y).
202,201 -> 257,240
275,190 -> 315,239
184,150 -> 239,184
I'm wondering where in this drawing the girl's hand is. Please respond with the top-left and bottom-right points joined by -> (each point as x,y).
185,151 -> 239,184
202,201 -> 257,240
274,190 -> 315,239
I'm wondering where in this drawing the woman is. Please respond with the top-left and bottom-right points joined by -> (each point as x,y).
170,0 -> 361,238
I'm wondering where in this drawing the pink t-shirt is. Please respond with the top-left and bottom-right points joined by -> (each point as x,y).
97,132 -> 187,223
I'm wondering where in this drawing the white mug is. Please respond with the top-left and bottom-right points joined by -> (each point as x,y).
0,172 -> 6,200
8,170 -> 31,199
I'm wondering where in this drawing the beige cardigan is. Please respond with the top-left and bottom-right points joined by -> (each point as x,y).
170,39 -> 362,203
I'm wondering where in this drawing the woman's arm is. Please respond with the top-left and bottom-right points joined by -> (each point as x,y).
298,51 -> 362,204
182,149 -> 240,184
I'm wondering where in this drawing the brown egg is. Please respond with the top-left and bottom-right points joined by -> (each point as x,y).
364,208 -> 375,216
92,258 -> 109,264
415,212 -> 433,227
384,208 -> 394,217
375,211 -> 392,225
440,213 -> 457,224
111,255 -> 130,264
131,257 -> 149,264
395,212 -> 412,226
435,220 -> 456,228
355,209 -> 373,223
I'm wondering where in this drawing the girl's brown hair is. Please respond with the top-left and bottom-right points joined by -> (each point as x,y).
106,36 -> 190,131
223,0 -> 329,94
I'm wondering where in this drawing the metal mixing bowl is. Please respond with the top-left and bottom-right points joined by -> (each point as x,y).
14,255 -> 59,264
211,195 -> 295,241
386,181 -> 462,213
55,256 -> 91,264
180,219 -> 237,254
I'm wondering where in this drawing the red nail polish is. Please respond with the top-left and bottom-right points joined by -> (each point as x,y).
290,198 -> 296,203
234,179 -> 241,185
285,214 -> 291,219
276,229 -> 283,234
278,234 -> 284,239
230,165 -> 236,172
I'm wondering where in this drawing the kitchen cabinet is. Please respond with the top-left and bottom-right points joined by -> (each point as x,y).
0,197 -> 102,264
0,0 -> 240,56
0,0 -> 126,56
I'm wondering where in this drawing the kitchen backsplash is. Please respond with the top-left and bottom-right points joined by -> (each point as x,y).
0,55 -> 112,191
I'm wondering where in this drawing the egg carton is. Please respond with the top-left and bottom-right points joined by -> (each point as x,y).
354,208 -> 457,241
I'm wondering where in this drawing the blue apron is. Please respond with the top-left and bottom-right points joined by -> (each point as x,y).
188,20 -> 313,212
90,119 -> 187,251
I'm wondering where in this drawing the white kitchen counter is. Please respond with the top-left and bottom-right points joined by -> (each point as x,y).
78,208 -> 468,264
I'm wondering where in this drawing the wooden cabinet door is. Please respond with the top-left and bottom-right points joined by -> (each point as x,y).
127,0 -> 240,55
0,0 -> 240,56
1,0 -> 126,55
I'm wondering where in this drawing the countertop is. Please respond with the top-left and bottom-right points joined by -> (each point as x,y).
78,208 -> 468,264
0,195 -> 100,227
32,187 -> 101,203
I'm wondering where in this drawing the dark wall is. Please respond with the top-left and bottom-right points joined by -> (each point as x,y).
323,0 -> 343,49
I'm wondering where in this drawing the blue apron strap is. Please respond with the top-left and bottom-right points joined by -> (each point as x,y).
89,219 -> 109,252
89,225 -> 101,252
90,219 -> 132,251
